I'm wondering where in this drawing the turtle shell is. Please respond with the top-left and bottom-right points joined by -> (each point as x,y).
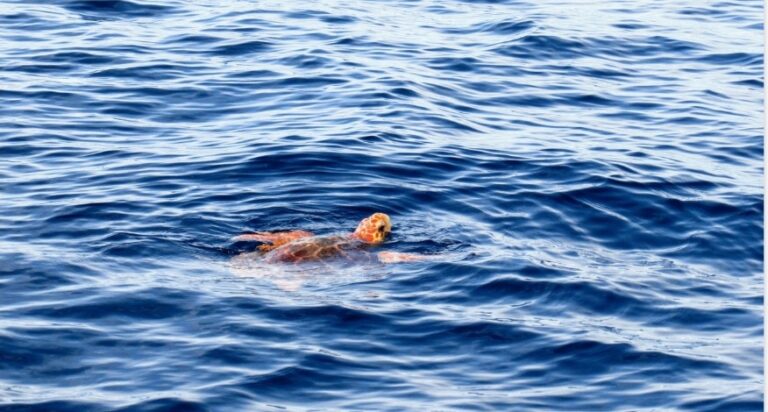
263,235 -> 374,264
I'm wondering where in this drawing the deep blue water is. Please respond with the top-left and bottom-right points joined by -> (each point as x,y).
0,0 -> 763,410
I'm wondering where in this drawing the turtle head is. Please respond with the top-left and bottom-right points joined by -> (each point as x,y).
353,213 -> 392,244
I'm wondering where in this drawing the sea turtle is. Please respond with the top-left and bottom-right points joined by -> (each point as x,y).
230,213 -> 431,290
231,213 -> 425,264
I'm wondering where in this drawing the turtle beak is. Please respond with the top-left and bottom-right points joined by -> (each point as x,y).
376,224 -> 389,242
374,214 -> 392,243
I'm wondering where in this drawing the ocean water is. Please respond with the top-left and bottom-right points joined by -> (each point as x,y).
0,0 -> 763,410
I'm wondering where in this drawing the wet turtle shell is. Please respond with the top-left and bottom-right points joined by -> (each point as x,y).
263,235 -> 377,264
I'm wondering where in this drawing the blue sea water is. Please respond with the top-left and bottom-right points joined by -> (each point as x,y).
0,0 -> 763,410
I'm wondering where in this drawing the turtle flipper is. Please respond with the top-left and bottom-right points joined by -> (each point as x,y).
377,251 -> 435,264
232,230 -> 314,250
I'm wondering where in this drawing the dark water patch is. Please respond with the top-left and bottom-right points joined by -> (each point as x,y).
613,22 -> 652,30
33,51 -> 123,65
563,65 -> 633,79
165,34 -> 225,44
224,352 -> 413,405
93,85 -> 217,100
284,10 -> 330,20
226,69 -> 281,78
254,76 -> 348,89
112,398 -> 209,412
333,36 -> 374,47
390,87 -> 420,97
0,326 -> 108,382
466,277 -> 655,318
0,401 -> 104,412
522,339 -> 732,379
444,19 -> 535,35
495,34 -> 703,61
427,57 -> 481,72
59,0 -> 176,18
681,395 -> 763,412
279,54 -> 335,69
45,201 -> 154,225
698,52 -> 762,66
261,304 -> 390,330
209,40 -> 273,56
455,0 -> 525,4
21,288 -> 200,321
425,321 -> 541,349
650,306 -> 760,331
320,15 -> 356,24
0,12 -> 37,21
98,100 -> 161,117
679,7 -> 730,17
483,92 -> 619,109
732,78 -> 763,88
0,262 -> 89,293
494,35 -> 587,59
5,64 -> 76,74
91,64 -> 198,80
0,89 -> 89,104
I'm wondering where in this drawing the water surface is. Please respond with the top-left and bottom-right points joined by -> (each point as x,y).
0,0 -> 763,410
